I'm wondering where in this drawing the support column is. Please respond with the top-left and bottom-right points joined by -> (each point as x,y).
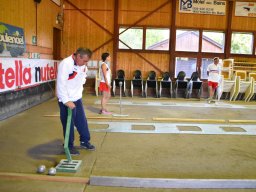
113,0 -> 119,78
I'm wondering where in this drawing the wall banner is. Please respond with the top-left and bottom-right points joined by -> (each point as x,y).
235,2 -> 256,17
0,58 -> 59,93
179,0 -> 226,15
0,22 -> 26,57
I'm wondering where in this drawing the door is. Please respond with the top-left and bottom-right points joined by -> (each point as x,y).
53,28 -> 61,60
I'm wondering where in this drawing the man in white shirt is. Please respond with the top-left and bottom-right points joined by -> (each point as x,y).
57,47 -> 95,155
207,57 -> 221,102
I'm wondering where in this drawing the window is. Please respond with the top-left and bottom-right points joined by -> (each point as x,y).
231,32 -> 253,54
176,29 -> 199,52
175,57 -> 197,78
119,27 -> 143,49
201,58 -> 214,79
146,29 -> 170,50
118,27 -> 170,51
202,31 -> 225,53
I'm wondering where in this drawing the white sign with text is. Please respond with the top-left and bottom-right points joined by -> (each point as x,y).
235,2 -> 256,17
179,0 -> 226,15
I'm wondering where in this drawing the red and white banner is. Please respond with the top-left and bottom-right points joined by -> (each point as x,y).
0,58 -> 59,93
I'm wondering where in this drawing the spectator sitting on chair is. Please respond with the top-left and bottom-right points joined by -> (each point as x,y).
207,57 -> 221,101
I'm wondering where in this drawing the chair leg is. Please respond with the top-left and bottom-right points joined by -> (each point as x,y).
113,81 -> 116,97
156,82 -> 158,98
247,93 -> 254,102
198,88 -> 202,99
145,83 -> 148,98
170,84 -> 172,98
141,80 -> 144,97
95,78 -> 99,97
225,92 -> 229,100
131,82 -> 133,98
159,83 -> 162,98
233,92 -> 239,101
123,81 -> 126,97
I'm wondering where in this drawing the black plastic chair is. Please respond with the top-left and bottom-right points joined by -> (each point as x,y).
175,71 -> 188,98
145,71 -> 158,97
159,72 -> 172,98
113,69 -> 126,96
177,71 -> 186,81
131,70 -> 143,97
187,81 -> 202,98
187,72 -> 202,98
190,72 -> 199,81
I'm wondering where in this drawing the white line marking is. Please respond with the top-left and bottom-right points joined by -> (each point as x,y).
89,121 -> 256,136
90,176 -> 256,189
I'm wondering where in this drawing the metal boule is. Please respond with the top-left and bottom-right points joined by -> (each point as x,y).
48,167 -> 56,176
37,165 -> 46,174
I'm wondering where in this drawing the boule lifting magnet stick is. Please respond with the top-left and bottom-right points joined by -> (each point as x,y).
56,108 -> 82,173
112,81 -> 129,117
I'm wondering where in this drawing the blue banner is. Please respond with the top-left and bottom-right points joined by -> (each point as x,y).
0,22 -> 26,57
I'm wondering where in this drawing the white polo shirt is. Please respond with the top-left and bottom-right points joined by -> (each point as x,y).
207,63 -> 221,83
57,55 -> 88,104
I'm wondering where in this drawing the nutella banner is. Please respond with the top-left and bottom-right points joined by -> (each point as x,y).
235,2 -> 256,17
0,58 -> 59,93
179,0 -> 226,15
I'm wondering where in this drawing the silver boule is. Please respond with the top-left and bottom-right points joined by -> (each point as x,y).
37,165 -> 46,173
48,167 -> 56,176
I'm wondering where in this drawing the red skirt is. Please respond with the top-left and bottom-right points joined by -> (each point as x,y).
99,82 -> 110,92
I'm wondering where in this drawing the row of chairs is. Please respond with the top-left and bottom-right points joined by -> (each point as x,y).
95,69 -> 256,101
217,72 -> 256,102
107,70 -> 202,98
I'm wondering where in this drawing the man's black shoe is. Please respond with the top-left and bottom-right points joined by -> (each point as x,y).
68,147 -> 80,156
80,142 -> 96,151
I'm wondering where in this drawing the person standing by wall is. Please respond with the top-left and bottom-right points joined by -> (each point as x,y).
99,53 -> 112,115
207,57 -> 221,102
57,47 -> 95,155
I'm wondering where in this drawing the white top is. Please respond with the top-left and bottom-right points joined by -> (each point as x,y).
56,55 -> 87,104
100,62 -> 111,84
207,63 -> 221,82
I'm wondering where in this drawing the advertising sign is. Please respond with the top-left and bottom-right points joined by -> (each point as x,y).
235,2 -> 256,17
0,58 -> 59,93
0,22 -> 26,57
179,0 -> 226,15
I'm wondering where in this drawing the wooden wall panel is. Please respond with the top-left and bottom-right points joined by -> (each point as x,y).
64,0 -> 114,32
231,2 -> 256,31
117,52 -> 169,79
119,0 -> 171,26
175,0 -> 227,30
62,0 -> 114,60
0,0 -> 61,59
37,0 -> 62,49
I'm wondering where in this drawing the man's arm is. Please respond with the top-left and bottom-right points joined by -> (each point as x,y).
56,61 -> 76,109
